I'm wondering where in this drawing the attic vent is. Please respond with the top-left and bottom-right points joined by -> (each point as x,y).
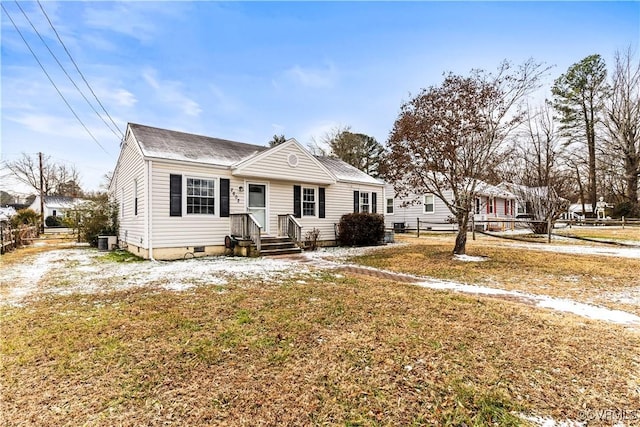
287,153 -> 299,167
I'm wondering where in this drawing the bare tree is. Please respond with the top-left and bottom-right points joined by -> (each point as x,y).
603,47 -> 640,216
6,153 -> 82,197
508,104 -> 571,233
383,59 -> 549,254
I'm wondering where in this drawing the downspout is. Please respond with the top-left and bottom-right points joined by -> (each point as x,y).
147,159 -> 155,261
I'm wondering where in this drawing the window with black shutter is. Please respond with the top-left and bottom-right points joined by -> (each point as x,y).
372,192 -> 377,213
353,190 -> 359,213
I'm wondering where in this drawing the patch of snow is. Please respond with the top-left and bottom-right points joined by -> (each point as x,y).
507,243 -> 640,259
453,254 -> 487,262
519,414 -> 585,427
1,249 -> 312,306
415,278 -> 640,327
607,287 -> 640,305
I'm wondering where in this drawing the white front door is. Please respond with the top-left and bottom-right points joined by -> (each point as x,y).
247,183 -> 267,232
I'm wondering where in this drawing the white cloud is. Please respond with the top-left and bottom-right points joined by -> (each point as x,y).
284,63 -> 339,89
142,69 -> 202,117
7,113 -> 118,144
97,88 -> 137,108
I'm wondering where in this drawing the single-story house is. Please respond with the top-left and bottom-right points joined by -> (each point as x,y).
561,203 -> 594,220
384,180 -> 517,232
109,123 -> 384,260
27,196 -> 84,224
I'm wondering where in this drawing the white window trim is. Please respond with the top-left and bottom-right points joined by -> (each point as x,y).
184,175 -> 219,216
423,194 -> 435,214
359,191 -> 371,213
386,198 -> 394,215
302,186 -> 318,217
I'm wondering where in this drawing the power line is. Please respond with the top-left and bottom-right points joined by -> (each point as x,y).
37,0 -> 124,140
1,3 -> 111,156
14,0 -> 122,140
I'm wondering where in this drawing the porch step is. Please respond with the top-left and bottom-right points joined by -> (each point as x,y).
260,236 -> 302,256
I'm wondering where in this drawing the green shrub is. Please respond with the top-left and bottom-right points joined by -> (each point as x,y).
612,201 -> 639,219
77,194 -> 119,247
10,209 -> 40,228
337,213 -> 385,246
45,215 -> 62,227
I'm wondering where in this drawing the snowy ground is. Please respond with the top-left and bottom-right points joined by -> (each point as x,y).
2,243 -> 639,329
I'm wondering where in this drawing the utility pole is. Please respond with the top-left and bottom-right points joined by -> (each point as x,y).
39,152 -> 45,234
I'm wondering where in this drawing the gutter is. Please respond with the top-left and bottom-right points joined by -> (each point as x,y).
147,159 -> 155,261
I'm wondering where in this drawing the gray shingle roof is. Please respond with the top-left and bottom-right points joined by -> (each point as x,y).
130,123 -> 268,166
314,156 -> 381,185
128,123 -> 382,186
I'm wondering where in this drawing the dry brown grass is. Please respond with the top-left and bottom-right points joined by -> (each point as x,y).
1,234 -> 78,267
355,233 -> 640,316
554,225 -> 640,242
2,273 -> 639,426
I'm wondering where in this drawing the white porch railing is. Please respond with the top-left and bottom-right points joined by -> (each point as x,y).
230,213 -> 262,253
277,214 -> 302,244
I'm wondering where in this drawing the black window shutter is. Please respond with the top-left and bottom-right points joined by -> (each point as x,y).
220,178 -> 230,217
319,187 -> 326,219
372,192 -> 377,213
353,190 -> 359,213
293,185 -> 301,218
170,174 -> 182,217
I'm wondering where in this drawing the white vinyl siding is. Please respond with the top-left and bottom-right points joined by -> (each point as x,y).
111,133 -> 146,247
233,142 -> 334,185
264,180 -> 383,243
383,183 -> 457,231
150,162 -> 237,248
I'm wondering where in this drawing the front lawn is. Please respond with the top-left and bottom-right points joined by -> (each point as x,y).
1,261 -> 639,426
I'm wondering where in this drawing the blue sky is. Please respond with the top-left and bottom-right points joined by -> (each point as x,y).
1,1 -> 639,195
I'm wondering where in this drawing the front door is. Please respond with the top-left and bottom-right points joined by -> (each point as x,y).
247,183 -> 267,232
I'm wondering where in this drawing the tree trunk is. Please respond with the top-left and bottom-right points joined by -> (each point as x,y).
624,151 -> 640,216
454,214 -> 469,255
587,122 -> 597,213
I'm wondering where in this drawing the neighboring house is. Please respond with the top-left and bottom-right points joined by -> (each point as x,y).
109,123 -> 384,260
0,206 -> 17,223
562,203 -> 593,220
384,181 -> 517,232
28,196 -> 84,224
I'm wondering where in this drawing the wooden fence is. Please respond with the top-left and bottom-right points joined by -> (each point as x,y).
407,216 -> 640,238
1,223 -> 38,254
